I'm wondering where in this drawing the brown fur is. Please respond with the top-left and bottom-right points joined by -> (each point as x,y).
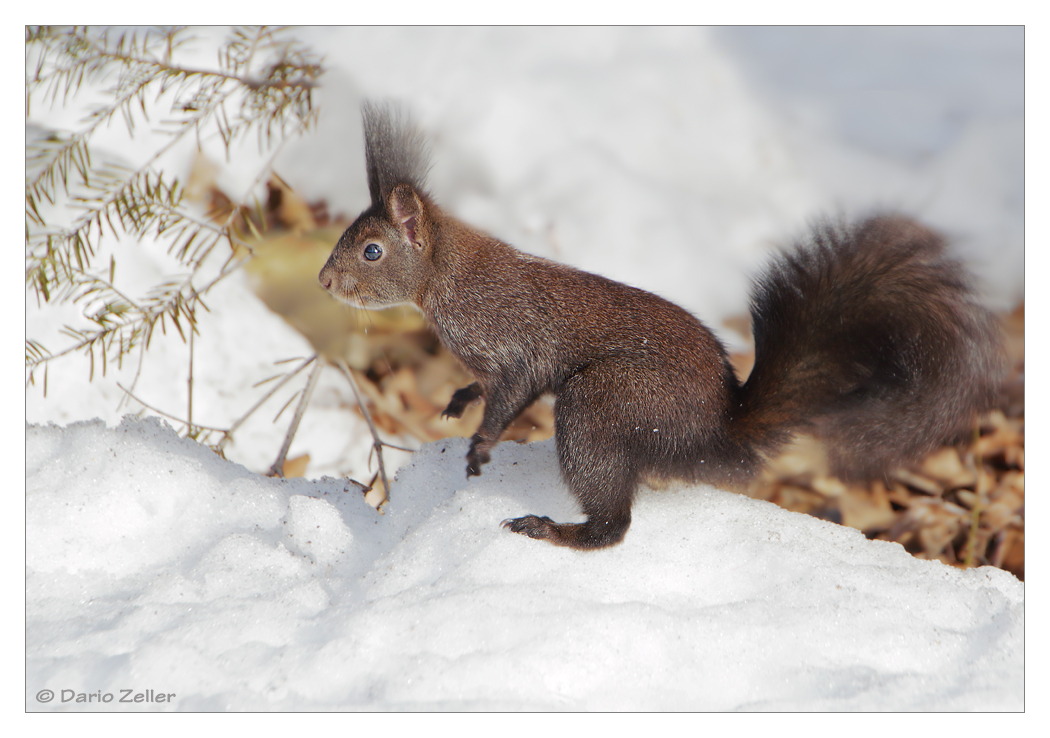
319,103 -> 1006,550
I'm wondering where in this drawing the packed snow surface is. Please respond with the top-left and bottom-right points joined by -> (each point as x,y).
27,418 -> 1024,710
26,27 -> 1024,711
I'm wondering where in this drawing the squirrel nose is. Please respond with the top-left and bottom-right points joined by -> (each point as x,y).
319,265 -> 334,291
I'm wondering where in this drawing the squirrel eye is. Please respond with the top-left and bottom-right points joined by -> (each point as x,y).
363,243 -> 383,261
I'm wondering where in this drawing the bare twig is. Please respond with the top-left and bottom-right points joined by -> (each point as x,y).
267,357 -> 323,477
217,354 -> 316,454
116,382 -> 227,435
377,440 -> 416,453
335,359 -> 391,504
187,307 -> 195,431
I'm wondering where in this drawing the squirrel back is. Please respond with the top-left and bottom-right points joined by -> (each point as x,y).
320,103 -> 1006,549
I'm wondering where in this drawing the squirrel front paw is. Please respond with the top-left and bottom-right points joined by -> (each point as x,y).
441,399 -> 468,420
441,382 -> 483,419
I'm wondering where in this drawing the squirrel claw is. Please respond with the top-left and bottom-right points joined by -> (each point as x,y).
442,383 -> 482,420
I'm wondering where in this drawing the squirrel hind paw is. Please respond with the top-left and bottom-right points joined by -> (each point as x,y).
501,515 -> 630,549
502,515 -> 557,539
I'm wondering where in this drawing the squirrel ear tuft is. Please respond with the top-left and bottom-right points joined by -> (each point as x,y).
389,183 -> 424,248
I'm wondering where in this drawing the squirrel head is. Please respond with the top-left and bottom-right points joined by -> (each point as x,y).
319,101 -> 435,309
319,183 -> 435,309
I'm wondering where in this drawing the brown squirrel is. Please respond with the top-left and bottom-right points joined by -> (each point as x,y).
319,102 -> 1005,550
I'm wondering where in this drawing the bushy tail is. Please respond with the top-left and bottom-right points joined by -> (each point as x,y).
735,215 -> 1005,480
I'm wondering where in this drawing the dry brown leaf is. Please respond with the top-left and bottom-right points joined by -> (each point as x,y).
992,471 -> 1024,500
884,482 -> 914,509
920,447 -> 975,488
771,485 -> 825,514
891,468 -> 944,496
838,481 -> 897,532
365,474 -> 388,511
982,499 -> 1024,531
267,177 -> 317,233
281,453 -> 310,478
811,476 -> 847,498
995,530 -> 1024,579
728,352 -> 755,382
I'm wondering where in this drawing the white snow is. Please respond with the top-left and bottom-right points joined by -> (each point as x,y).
27,418 -> 1023,710
25,27 -> 1023,711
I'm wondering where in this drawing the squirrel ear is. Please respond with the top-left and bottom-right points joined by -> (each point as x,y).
389,183 -> 425,249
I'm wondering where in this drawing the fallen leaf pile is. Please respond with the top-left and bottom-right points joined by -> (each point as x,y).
201,164 -> 1023,579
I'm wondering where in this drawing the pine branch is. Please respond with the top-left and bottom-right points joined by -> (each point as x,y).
26,25 -> 322,390
26,25 -> 321,289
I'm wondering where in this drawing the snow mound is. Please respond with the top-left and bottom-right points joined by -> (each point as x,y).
26,418 -> 1023,711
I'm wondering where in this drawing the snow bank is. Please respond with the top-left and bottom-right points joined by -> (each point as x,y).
26,418 -> 1023,711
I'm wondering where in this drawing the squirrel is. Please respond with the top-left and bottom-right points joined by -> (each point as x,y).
319,102 -> 1006,550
